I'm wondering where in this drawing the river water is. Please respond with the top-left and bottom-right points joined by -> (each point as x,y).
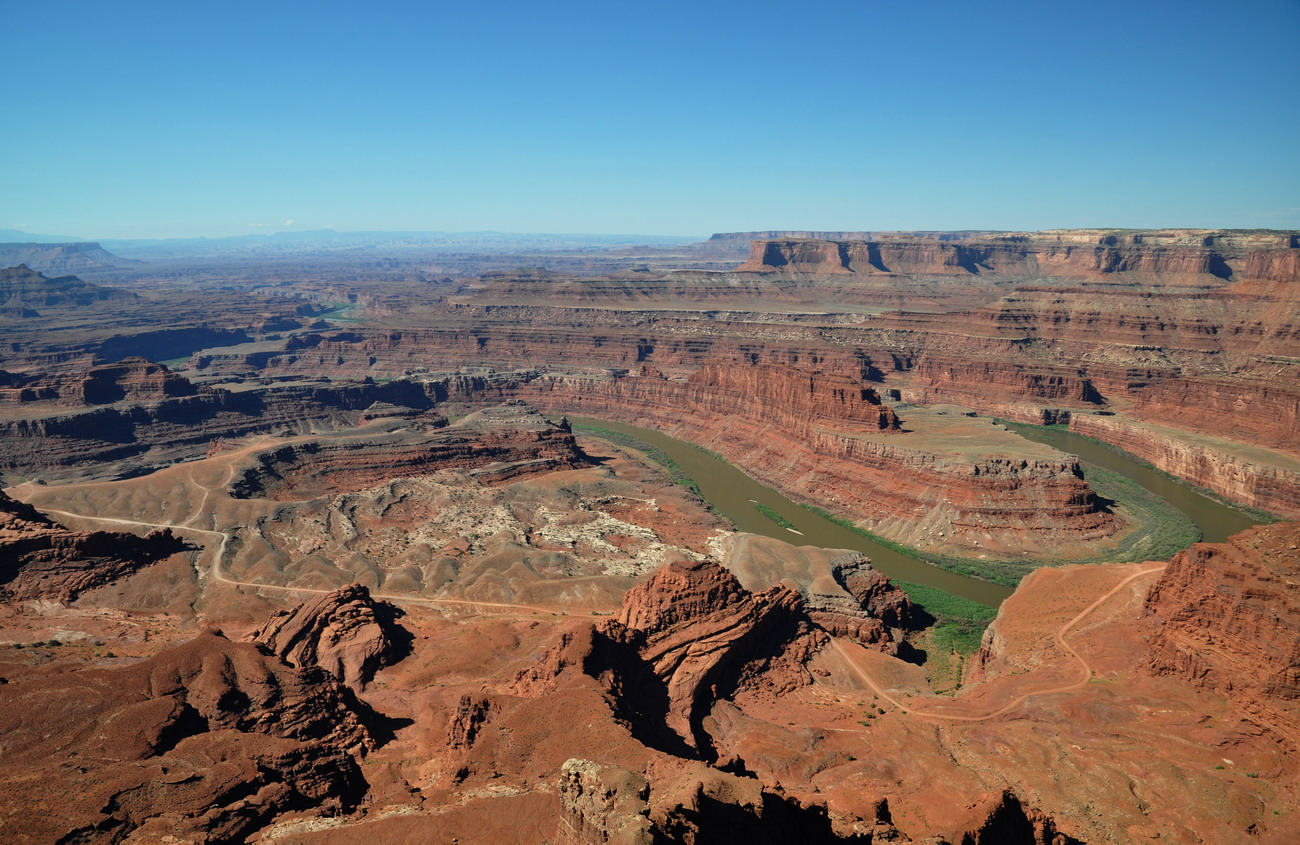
568,416 -> 1263,608
1009,424 -> 1261,543
569,417 -> 1014,606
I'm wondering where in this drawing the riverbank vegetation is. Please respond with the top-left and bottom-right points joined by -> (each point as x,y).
571,422 -> 705,498
752,501 -> 797,530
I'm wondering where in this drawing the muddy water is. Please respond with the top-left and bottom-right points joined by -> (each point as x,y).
1008,424 -> 1263,543
568,417 -> 1014,607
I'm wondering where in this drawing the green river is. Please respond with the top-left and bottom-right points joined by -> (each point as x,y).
1007,423 -> 1262,543
567,417 -> 1265,609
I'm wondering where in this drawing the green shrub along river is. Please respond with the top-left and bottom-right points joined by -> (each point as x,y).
567,416 -> 1265,657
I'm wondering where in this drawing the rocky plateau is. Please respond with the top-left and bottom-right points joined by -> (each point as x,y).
0,227 -> 1297,842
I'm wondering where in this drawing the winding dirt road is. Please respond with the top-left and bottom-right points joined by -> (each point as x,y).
39,506 -> 606,619
832,562 -> 1167,723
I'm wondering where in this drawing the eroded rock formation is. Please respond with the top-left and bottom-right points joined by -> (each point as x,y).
1144,521 -> 1300,747
248,583 -> 411,688
518,557 -> 910,761
0,488 -> 185,602
231,402 -> 589,500
1070,412 -> 1300,518
0,631 -> 379,843
738,230 -> 1299,285
593,559 -> 818,757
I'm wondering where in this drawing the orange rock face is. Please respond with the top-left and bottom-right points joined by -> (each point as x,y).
1144,521 -> 1300,747
596,559 -> 820,757
248,582 -> 411,689
516,559 -> 829,760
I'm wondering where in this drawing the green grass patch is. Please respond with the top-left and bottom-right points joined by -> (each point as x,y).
929,620 -> 987,656
891,579 -> 998,625
571,423 -> 705,499
892,579 -> 997,683
752,501 -> 796,531
1079,462 -> 1201,560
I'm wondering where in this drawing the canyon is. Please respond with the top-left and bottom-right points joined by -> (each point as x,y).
0,227 -> 1297,843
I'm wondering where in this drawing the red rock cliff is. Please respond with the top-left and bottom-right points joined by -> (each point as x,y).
1144,522 -> 1300,748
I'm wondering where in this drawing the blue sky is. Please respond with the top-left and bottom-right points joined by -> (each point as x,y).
3,0 -> 1298,238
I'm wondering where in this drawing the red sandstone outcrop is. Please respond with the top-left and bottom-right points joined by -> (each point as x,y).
517,553 -> 1076,842
1144,521 -> 1300,747
599,559 -> 816,755
0,630 -> 379,843
447,694 -> 500,751
720,534 -> 915,646
75,356 -> 198,404
954,790 -> 1082,845
517,559 -> 826,759
557,758 -> 656,845
687,362 -> 900,432
0,488 -> 185,602
248,583 -> 410,688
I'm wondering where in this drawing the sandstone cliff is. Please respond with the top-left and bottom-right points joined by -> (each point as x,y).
737,230 -> 1299,285
1070,413 -> 1300,518
1144,522 -> 1300,748
0,242 -> 134,274
0,263 -> 138,311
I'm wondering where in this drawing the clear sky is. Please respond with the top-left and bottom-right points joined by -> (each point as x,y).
3,0 -> 1298,239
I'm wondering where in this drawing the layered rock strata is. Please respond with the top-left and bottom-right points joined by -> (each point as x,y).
738,230 -> 1299,285
0,378 -> 437,480
719,534 -> 916,645
0,262 -> 139,308
230,403 -> 589,500
1144,521 -> 1300,748
517,558 -> 907,761
1070,413 -> 1300,518
442,368 -> 1116,556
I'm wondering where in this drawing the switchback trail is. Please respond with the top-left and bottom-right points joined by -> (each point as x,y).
832,563 -> 1167,723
